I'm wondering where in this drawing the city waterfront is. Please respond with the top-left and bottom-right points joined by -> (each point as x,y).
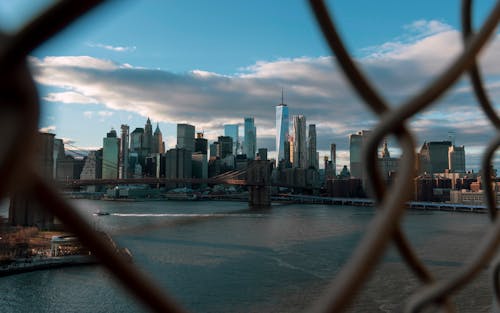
0,200 -> 493,312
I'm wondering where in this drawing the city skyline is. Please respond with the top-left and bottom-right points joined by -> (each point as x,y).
10,0 -> 498,171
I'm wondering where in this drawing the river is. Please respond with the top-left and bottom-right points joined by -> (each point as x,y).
0,199 -> 494,312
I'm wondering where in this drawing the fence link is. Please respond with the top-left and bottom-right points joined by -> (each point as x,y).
0,0 -> 499,312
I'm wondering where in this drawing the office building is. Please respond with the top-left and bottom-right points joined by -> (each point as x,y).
165,148 -> 192,179
195,132 -> 208,154
244,117 -> 256,159
292,115 -> 307,168
307,124 -> 318,169
419,141 -> 452,174
153,123 -> 165,154
449,145 -> 466,173
177,123 -> 195,151
224,124 -> 239,155
142,118 -> 153,155
81,150 -> 103,179
349,130 -> 371,178
330,143 -> 336,176
217,136 -> 233,159
257,148 -> 268,161
102,129 -> 120,179
119,124 -> 129,179
130,128 -> 144,153
276,98 -> 289,164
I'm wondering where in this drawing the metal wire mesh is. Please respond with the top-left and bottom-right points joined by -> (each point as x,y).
1,0 -> 500,312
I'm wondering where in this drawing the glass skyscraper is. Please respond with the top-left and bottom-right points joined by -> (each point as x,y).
292,115 -> 307,168
276,102 -> 289,164
224,124 -> 239,155
243,117 -> 256,159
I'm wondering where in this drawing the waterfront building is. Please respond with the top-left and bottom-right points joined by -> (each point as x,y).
449,145 -> 466,173
119,124 -> 129,179
142,118 -> 153,155
276,98 -> 289,164
195,132 -> 208,154
102,129 -> 120,179
307,124 -> 318,169
243,117 -> 256,159
419,141 -> 452,174
153,123 -> 165,154
349,130 -> 371,178
292,115 -> 307,168
177,123 -> 195,152
165,148 -> 192,180
224,124 -> 239,155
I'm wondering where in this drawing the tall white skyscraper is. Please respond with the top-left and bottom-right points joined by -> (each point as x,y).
243,117 -> 256,159
276,97 -> 289,164
292,115 -> 307,168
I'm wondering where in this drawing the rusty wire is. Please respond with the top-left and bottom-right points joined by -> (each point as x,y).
1,0 -> 500,312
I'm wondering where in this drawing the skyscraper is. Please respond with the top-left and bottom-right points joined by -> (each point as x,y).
292,115 -> 307,168
349,130 -> 371,178
448,145 -> 466,173
418,141 -> 452,174
194,132 -> 208,154
130,128 -> 144,153
243,117 -> 256,159
102,129 -> 120,179
119,124 -> 129,179
276,96 -> 289,164
143,118 -> 153,155
330,143 -> 336,176
217,136 -> 233,159
177,123 -> 195,151
307,124 -> 318,169
224,124 -> 239,155
153,123 -> 165,154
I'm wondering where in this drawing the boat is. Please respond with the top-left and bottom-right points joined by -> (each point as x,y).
94,211 -> 110,216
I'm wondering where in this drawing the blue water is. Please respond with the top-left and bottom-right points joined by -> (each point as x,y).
0,200 -> 493,312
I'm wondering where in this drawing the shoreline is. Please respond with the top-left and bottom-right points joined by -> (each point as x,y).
0,255 -> 98,277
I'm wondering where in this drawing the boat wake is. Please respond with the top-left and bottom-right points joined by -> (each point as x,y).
112,213 -> 266,218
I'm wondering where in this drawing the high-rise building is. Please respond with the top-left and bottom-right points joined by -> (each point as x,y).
224,124 -> 239,155
130,128 -> 144,153
257,148 -> 268,161
349,130 -> 371,178
177,123 -> 195,151
195,132 -> 208,154
153,123 -> 165,154
330,143 -> 336,176
217,136 -> 233,159
165,148 -> 192,180
276,97 -> 289,164
102,129 -> 120,179
292,115 -> 307,168
378,139 -> 399,181
119,124 -> 129,179
81,150 -> 103,179
307,124 -> 318,169
448,145 -> 466,173
143,118 -> 153,155
243,117 -> 256,159
418,141 -> 452,174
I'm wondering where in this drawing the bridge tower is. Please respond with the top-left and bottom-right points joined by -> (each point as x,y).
246,160 -> 271,209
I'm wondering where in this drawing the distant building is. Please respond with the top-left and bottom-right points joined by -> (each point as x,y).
276,98 -> 289,164
130,127 -> 144,156
177,123 -> 195,152
418,141 -> 452,174
53,138 -> 65,178
119,124 -> 129,179
349,130 -> 371,179
56,155 -> 85,180
448,145 -> 466,173
292,115 -> 307,168
377,140 -> 399,182
195,132 -> 208,154
102,129 -> 120,179
217,136 -> 233,159
192,152 -> 208,180
209,142 -> 218,159
307,124 -> 318,169
243,117 -> 256,159
330,143 -> 337,176
142,118 -> 153,155
224,124 -> 239,155
153,123 -> 165,154
257,148 -> 268,161
165,148 -> 192,180
80,150 -> 103,180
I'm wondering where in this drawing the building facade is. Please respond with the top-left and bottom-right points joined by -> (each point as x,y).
292,115 -> 307,168
177,123 -> 195,152
307,124 -> 318,169
243,117 -> 256,159
102,129 -> 120,179
276,102 -> 289,164
224,124 -> 239,155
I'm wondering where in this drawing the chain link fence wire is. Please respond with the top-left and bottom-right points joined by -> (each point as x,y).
1,0 -> 500,312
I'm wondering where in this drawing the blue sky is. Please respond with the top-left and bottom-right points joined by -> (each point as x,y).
3,0 -> 499,170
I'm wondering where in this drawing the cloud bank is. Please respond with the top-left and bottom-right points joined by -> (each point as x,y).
32,20 -> 500,169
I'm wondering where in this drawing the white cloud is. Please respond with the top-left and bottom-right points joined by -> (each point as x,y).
87,42 -> 136,52
44,91 -> 98,104
39,125 -> 56,133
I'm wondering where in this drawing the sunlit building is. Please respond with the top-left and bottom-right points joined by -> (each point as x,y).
276,100 -> 289,164
243,117 -> 256,159
102,129 -> 120,179
292,115 -> 307,168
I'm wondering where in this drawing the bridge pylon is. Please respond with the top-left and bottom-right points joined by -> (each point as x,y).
246,160 -> 272,209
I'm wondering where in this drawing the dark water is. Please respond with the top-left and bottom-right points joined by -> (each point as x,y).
0,200 -> 494,312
